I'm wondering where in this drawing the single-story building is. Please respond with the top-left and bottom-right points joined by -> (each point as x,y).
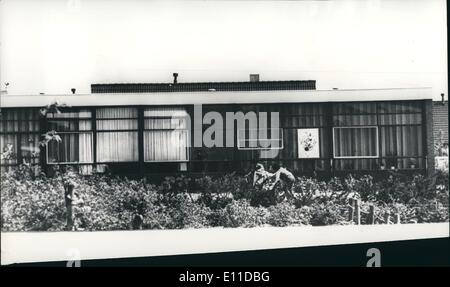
0,78 -> 435,178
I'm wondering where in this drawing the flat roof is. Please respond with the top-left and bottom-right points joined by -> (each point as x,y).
0,87 -> 433,108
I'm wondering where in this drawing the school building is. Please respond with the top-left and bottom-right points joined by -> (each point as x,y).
0,76 -> 436,178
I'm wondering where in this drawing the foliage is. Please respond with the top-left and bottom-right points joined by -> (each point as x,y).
1,165 -> 448,231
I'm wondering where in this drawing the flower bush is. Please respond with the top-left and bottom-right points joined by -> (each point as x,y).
1,165 -> 448,231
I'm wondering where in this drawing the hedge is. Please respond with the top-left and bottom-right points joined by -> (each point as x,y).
1,165 -> 448,231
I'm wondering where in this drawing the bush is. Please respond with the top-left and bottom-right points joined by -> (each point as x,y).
309,202 -> 348,226
1,165 -> 448,231
164,194 -> 211,229
218,199 -> 268,228
1,170 -> 66,231
266,202 -> 311,227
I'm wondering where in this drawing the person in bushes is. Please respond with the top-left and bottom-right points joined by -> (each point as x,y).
252,163 -> 273,190
268,163 -> 296,198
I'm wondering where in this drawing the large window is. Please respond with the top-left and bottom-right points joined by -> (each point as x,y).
143,107 -> 189,162
332,101 -> 424,170
46,110 -> 93,164
378,102 -> 423,169
333,126 -> 379,158
1,109 -> 41,172
96,107 -> 139,162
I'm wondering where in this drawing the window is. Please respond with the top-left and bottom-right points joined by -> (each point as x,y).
144,107 -> 189,162
377,101 -> 424,169
0,109 -> 41,172
96,107 -> 138,162
46,109 -> 93,164
333,126 -> 379,158
237,128 -> 283,150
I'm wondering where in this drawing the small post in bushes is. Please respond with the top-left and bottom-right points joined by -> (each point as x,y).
368,204 -> 375,225
384,211 -> 391,224
354,199 -> 361,225
64,181 -> 75,231
348,198 -> 354,222
132,214 -> 144,230
395,212 -> 401,224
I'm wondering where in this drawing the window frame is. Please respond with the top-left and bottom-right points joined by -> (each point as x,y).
143,108 -> 190,163
332,126 -> 379,159
237,128 -> 284,150
45,131 -> 94,165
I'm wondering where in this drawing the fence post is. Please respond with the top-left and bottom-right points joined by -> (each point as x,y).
355,199 -> 361,225
368,204 -> 375,225
395,212 -> 401,224
64,182 -> 75,231
348,198 -> 354,222
384,210 -> 391,224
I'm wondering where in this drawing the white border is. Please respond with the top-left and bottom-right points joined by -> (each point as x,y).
1,223 -> 448,265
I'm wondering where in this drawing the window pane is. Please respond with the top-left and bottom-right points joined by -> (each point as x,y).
333,115 -> 377,126
334,127 -> 378,157
144,108 -> 190,161
144,130 -> 189,161
97,132 -> 138,162
377,101 -> 422,113
379,126 -> 423,157
97,119 -> 138,130
48,119 -> 92,132
378,113 -> 422,125
0,134 -> 18,166
333,102 -> 377,114
47,133 -> 93,163
96,108 -> 139,162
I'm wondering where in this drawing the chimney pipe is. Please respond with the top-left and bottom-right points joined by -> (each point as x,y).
249,74 -> 259,82
441,93 -> 445,105
173,73 -> 178,84
71,88 -> 76,94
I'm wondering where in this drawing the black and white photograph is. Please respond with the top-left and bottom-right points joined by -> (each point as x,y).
0,0 -> 448,267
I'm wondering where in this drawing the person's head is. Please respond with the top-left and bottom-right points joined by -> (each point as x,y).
255,163 -> 264,171
271,163 -> 281,171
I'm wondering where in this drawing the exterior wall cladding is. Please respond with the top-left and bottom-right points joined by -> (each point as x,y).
433,101 -> 448,145
0,81 -> 435,178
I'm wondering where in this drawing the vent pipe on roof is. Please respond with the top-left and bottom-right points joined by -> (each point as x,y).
441,93 -> 445,105
173,73 -> 178,84
249,74 -> 259,82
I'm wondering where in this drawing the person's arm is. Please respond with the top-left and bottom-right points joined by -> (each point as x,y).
268,171 -> 281,189
253,171 -> 258,186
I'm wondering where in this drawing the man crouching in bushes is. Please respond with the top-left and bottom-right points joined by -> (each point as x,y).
268,163 -> 296,199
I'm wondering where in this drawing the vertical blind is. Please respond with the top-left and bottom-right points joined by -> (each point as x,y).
96,107 -> 139,162
144,107 -> 189,161
47,110 -> 93,164
332,102 -> 424,170
333,127 -> 378,158
1,109 -> 41,172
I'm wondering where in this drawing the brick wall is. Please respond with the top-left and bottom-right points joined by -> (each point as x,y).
433,101 -> 448,144
425,100 -> 435,173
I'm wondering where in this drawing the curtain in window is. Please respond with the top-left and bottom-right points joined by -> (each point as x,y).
334,127 -> 378,158
144,108 -> 189,161
1,109 -> 40,173
96,107 -> 139,162
46,110 -> 93,167
379,126 -> 423,169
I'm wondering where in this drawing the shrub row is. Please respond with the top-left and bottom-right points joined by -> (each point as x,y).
1,166 -> 448,231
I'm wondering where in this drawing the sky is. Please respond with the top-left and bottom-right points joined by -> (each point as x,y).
0,0 -> 447,100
